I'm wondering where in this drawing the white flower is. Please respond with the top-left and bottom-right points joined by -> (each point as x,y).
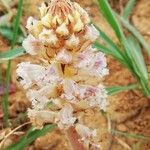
73,2 -> 90,24
36,62 -> 63,87
41,13 -> 52,28
75,46 -> 109,77
26,84 -> 58,110
84,25 -> 99,42
28,109 -> 58,125
39,28 -> 58,45
74,18 -> 84,32
22,34 -> 42,55
61,79 -> 86,103
65,34 -> 79,49
56,23 -> 69,36
26,17 -> 38,31
16,62 -> 45,89
57,105 -> 76,129
26,90 -> 49,110
56,49 -> 72,64
75,124 -> 97,140
84,85 -> 108,111
39,2 -> 48,17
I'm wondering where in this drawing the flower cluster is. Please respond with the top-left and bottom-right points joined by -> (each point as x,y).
16,0 -> 109,148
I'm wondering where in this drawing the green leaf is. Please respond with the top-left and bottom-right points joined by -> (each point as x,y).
117,14 -> 150,55
2,0 -> 24,127
97,0 -> 124,41
0,26 -> 13,41
94,25 -> 126,61
132,142 -> 143,150
122,37 -> 150,97
111,129 -> 150,140
106,84 -> 138,95
0,47 -> 26,63
11,0 -> 23,47
127,36 -> 148,80
94,41 -> 124,62
96,0 -> 134,71
0,26 -> 24,43
123,0 -> 136,19
5,124 -> 57,150
94,41 -> 134,71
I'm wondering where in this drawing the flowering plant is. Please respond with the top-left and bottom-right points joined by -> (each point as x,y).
16,0 -> 109,148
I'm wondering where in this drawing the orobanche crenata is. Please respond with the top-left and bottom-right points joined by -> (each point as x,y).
16,0 -> 109,148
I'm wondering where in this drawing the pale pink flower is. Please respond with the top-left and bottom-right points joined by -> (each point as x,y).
61,79 -> 86,103
28,109 -> 58,125
26,84 -> 58,110
16,62 -> 45,89
75,124 -> 97,140
36,63 -> 63,87
22,34 -> 42,55
56,49 -> 72,64
39,2 -> 48,17
84,85 -> 108,111
84,24 -> 99,42
65,34 -> 79,49
57,105 -> 76,129
26,17 -> 38,31
75,46 -> 109,77
39,28 -> 58,45
26,89 -> 49,110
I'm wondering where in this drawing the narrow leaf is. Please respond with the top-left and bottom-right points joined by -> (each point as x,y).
0,26 -> 13,41
0,47 -> 26,63
132,142 -> 143,150
2,0 -> 24,127
11,0 -> 23,47
111,129 -> 150,140
94,41 -> 134,74
97,0 -> 124,40
94,42 -> 124,62
127,36 -> 148,80
5,124 -> 57,150
117,14 -> 150,55
0,26 -> 24,43
106,84 -> 138,95
123,0 -> 136,19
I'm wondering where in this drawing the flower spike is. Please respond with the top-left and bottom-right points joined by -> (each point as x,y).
17,0 -> 109,148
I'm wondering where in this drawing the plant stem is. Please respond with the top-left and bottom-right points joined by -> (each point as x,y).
2,0 -> 23,127
66,127 -> 86,150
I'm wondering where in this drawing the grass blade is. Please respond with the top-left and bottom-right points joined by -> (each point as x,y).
106,84 -> 138,95
94,25 -> 126,61
111,129 -> 150,140
0,26 -> 24,43
2,0 -> 23,127
94,41 -> 134,72
0,26 -> 14,41
125,37 -> 150,97
0,47 -> 26,63
5,124 -> 57,150
117,15 -> 150,55
94,42 -> 124,62
132,142 -> 143,150
2,61 -> 11,126
97,0 -> 124,41
123,0 -> 136,19
11,0 -> 23,47
127,36 -> 148,80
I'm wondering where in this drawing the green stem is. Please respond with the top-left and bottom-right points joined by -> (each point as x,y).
2,0 -> 23,127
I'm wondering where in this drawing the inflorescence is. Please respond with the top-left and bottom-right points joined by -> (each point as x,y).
16,0 -> 109,148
